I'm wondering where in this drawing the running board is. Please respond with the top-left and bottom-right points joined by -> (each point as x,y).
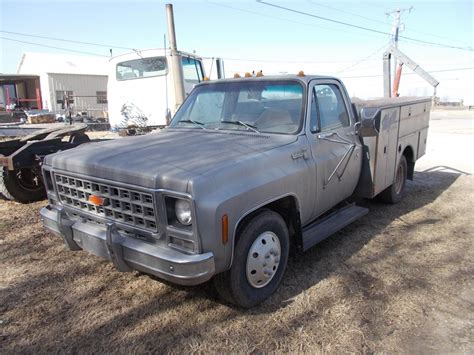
302,203 -> 369,251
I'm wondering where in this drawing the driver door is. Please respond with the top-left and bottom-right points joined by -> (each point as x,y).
307,80 -> 362,218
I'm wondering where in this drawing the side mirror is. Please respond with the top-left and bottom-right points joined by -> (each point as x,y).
165,109 -> 172,126
354,121 -> 361,136
358,108 -> 380,137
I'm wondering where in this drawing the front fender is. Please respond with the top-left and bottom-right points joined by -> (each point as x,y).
190,136 -> 313,273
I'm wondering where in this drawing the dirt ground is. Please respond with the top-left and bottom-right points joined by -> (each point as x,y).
1,111 -> 473,353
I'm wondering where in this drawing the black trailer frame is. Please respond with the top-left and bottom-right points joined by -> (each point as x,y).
0,124 -> 96,203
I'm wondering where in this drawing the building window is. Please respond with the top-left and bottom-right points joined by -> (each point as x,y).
56,90 -> 74,104
96,91 -> 107,104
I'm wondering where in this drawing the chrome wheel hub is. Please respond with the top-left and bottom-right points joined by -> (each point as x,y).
246,231 -> 281,288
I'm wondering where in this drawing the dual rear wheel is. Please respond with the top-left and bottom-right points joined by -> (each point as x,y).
379,155 -> 408,204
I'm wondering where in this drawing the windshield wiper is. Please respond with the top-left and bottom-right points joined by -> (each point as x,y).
177,119 -> 206,129
220,120 -> 260,133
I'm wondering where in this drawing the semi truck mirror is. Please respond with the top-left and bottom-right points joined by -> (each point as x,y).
165,109 -> 172,126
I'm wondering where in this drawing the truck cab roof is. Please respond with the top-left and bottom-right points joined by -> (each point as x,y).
198,74 -> 342,86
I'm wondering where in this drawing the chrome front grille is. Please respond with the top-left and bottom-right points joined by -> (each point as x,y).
54,173 -> 158,232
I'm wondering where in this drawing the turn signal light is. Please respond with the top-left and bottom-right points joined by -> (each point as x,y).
222,214 -> 229,244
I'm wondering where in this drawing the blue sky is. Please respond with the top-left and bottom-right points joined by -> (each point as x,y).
1,0 -> 473,100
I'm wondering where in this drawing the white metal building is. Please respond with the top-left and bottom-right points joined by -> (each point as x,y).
17,52 -> 109,117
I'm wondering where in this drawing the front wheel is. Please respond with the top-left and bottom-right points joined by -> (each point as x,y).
214,209 -> 289,308
379,155 -> 408,204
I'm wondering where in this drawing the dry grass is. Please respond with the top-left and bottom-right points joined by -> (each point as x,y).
0,169 -> 473,353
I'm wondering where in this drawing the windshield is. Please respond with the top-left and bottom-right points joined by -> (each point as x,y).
116,57 -> 167,80
170,80 -> 305,134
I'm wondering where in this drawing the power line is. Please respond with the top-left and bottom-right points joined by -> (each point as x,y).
256,1 -> 473,51
206,0 -> 400,43
340,60 -> 474,73
221,56 -> 378,64
224,67 -> 473,78
308,1 -> 391,27
309,1 -> 471,47
399,38 -> 474,52
401,23 -> 472,46
0,31 -> 379,66
0,30 -> 381,65
206,1 -> 355,36
0,36 -> 109,57
364,3 -> 393,11
0,30 -> 133,50
256,2 -> 393,36
340,67 -> 473,79
337,42 -> 389,74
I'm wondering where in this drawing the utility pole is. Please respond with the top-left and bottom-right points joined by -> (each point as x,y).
386,7 -> 412,92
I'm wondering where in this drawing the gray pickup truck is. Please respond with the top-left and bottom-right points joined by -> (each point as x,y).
40,75 -> 431,307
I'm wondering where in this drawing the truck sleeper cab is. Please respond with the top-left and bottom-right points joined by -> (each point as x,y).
108,49 -> 206,129
40,75 -> 431,308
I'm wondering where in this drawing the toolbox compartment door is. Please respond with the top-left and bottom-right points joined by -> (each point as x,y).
353,97 -> 431,199
358,107 -> 401,197
417,127 -> 429,159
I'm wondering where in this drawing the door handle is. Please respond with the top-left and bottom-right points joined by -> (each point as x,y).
317,132 -> 335,139
291,148 -> 308,160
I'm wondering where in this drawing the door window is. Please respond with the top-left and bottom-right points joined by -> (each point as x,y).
315,84 -> 350,131
309,88 -> 319,133
182,57 -> 204,84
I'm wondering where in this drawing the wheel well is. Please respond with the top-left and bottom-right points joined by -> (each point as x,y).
403,146 -> 415,180
235,196 -> 303,253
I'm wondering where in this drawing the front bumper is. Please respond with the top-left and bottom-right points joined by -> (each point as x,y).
40,206 -> 215,286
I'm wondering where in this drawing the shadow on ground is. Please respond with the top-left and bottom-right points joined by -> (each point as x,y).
1,168 -> 471,352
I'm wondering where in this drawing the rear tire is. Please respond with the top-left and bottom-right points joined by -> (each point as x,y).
379,155 -> 408,204
0,166 -> 46,203
214,209 -> 289,308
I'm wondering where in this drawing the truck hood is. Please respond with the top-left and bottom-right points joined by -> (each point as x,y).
45,128 -> 297,191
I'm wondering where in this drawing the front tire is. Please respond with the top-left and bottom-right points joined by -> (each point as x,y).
379,155 -> 408,204
214,209 -> 289,308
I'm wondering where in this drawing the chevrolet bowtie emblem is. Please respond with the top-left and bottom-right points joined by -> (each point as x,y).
88,195 -> 109,206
